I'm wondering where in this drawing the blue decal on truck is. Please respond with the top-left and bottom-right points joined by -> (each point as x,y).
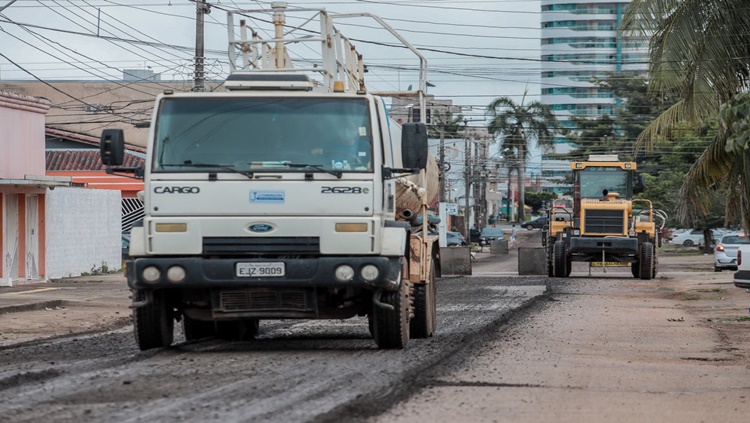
250,191 -> 285,203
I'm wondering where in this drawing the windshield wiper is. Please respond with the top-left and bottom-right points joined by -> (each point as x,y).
161,161 -> 254,179
284,162 -> 342,179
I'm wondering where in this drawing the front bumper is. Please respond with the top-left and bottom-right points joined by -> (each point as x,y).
733,270 -> 750,289
126,256 -> 402,291
568,236 -> 639,255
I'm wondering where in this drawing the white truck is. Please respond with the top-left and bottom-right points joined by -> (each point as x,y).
100,3 -> 440,350
733,245 -> 750,289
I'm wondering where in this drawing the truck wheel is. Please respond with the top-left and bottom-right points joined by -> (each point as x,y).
182,315 -> 215,341
553,240 -> 568,278
546,244 -> 554,277
410,260 -> 437,338
372,279 -> 410,349
631,262 -> 641,278
215,319 -> 259,341
133,290 -> 174,351
639,242 -> 654,280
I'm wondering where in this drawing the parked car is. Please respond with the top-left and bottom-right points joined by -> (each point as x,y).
469,228 -> 481,244
524,216 -> 548,230
734,245 -> 750,288
714,233 -> 749,271
430,231 -> 467,247
446,231 -> 467,247
479,227 -> 505,245
671,229 -> 719,247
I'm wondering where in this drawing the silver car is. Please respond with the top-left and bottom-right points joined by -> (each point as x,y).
714,233 -> 750,272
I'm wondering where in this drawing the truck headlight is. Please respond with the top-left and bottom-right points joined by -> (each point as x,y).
360,265 -> 379,282
335,265 -> 355,282
142,266 -> 161,283
167,266 -> 186,283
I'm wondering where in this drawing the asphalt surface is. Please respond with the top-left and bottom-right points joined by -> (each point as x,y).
0,231 -> 547,422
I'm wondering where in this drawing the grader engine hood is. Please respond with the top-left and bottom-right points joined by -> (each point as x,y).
580,199 -> 628,236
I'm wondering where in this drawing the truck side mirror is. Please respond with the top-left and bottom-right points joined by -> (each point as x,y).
401,122 -> 428,170
100,129 -> 125,166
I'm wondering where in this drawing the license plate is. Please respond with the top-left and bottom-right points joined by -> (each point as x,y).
591,262 -> 630,267
236,262 -> 286,277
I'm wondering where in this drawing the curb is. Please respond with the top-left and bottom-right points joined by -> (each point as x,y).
0,300 -> 64,315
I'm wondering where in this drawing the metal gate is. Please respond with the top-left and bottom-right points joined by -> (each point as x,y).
122,198 -> 144,233
4,194 -> 19,280
25,195 -> 39,280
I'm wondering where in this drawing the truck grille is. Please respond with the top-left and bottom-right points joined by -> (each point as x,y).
218,289 -> 312,312
584,209 -> 624,234
203,237 -> 320,255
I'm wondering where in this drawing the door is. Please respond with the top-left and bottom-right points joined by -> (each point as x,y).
25,195 -> 39,280
4,194 -> 19,280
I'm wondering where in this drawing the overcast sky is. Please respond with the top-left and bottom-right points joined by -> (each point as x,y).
0,0 -> 542,119
0,0 -> 545,171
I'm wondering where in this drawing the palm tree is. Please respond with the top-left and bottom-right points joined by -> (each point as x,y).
621,0 -> 750,229
486,94 -> 561,222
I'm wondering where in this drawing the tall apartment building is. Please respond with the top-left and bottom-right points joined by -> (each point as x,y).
540,0 -> 649,195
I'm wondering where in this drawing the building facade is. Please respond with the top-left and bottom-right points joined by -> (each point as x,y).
540,0 -> 649,194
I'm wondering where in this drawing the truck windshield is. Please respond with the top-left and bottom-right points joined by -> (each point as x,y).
152,97 -> 373,173
578,167 -> 628,198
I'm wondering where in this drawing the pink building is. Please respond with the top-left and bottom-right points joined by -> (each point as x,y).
0,91 -> 73,283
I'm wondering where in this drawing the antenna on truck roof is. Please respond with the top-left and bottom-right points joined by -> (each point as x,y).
224,2 -> 428,121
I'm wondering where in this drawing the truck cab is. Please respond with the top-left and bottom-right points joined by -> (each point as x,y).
100,3 -> 439,351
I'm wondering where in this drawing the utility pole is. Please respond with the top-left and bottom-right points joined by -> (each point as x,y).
439,130 -> 446,202
193,0 -> 210,91
464,123 -> 471,240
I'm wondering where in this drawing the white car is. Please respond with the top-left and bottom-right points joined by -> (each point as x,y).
671,229 -> 719,247
714,233 -> 749,271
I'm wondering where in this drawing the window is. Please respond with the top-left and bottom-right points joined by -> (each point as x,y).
153,97 -> 374,173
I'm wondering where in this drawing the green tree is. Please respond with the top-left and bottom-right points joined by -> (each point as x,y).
486,93 -> 562,222
622,0 -> 750,230
524,191 -> 557,215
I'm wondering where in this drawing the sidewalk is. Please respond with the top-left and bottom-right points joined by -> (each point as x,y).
0,273 -> 131,346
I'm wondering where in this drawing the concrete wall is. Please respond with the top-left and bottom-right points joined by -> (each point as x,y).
45,188 -> 122,278
0,90 -> 49,179
440,247 -> 472,276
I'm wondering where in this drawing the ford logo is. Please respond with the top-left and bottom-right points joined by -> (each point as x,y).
248,223 -> 274,233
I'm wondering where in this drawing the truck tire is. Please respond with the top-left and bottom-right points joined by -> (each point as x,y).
631,262 -> 641,278
215,319 -> 259,341
410,260 -> 437,338
553,240 -> 568,278
639,242 -> 654,280
182,316 -> 215,341
133,290 -> 174,351
546,243 -> 554,277
372,279 -> 410,349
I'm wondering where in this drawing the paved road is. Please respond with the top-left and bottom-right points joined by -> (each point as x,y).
0,238 -> 547,423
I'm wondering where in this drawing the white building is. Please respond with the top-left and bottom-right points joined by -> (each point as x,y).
540,0 -> 649,195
